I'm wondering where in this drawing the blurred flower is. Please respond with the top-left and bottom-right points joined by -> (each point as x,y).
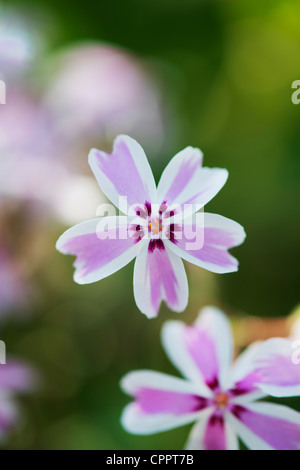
56,135 -> 245,318
0,8 -> 35,79
0,88 -> 63,198
0,360 -> 35,440
44,43 -> 165,152
121,307 -> 300,450
0,88 -> 104,225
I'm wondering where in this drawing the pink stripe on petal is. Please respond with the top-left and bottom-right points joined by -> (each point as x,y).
56,217 -> 139,284
185,327 -> 219,389
137,388 -> 208,415
204,227 -> 241,249
167,213 -> 245,274
65,231 -> 129,275
134,241 -> 188,318
257,354 -> 300,387
233,339 -> 300,397
162,308 -> 233,389
162,152 -> 203,204
203,414 -> 226,450
231,404 -> 300,450
157,147 -> 228,213
89,135 -> 156,211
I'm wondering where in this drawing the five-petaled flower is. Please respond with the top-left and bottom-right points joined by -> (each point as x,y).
0,360 -> 35,439
121,307 -> 300,450
56,135 -> 246,318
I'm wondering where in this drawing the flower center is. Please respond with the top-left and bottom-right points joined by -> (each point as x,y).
214,392 -> 229,410
148,218 -> 163,235
131,201 -> 180,250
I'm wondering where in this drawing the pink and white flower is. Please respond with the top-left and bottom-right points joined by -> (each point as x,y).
56,135 -> 245,318
121,307 -> 300,450
0,359 -> 35,440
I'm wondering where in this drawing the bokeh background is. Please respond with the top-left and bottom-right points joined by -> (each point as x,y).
0,0 -> 299,449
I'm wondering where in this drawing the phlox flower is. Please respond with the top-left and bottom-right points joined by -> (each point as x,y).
121,307 -> 300,450
44,44 -> 165,152
56,135 -> 245,318
0,360 -> 35,440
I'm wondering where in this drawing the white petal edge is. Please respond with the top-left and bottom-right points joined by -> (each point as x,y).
121,402 -> 208,436
121,370 -> 209,397
185,409 -> 239,450
133,241 -> 189,319
56,216 -> 139,284
88,135 -> 157,213
194,306 -> 234,390
161,320 -> 213,397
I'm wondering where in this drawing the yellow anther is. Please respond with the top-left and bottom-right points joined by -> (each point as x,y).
214,393 -> 229,410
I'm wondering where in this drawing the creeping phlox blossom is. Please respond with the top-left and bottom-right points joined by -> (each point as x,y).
121,307 -> 300,450
56,135 -> 246,318
0,360 -> 35,439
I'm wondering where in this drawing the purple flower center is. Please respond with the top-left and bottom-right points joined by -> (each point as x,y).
131,201 -> 180,252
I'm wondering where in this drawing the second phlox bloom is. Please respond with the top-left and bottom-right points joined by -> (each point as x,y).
121,307 -> 300,450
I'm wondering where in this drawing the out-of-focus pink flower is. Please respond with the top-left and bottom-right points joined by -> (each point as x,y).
0,10 -> 34,78
0,88 -> 105,225
0,89 -> 62,200
121,307 -> 300,450
44,44 -> 165,151
56,135 -> 245,318
0,360 -> 35,440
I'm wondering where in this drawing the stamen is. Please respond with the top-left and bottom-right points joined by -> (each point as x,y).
214,393 -> 229,410
145,201 -> 152,216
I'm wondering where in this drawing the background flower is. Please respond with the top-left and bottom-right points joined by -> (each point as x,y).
121,307 -> 300,450
0,360 -> 36,441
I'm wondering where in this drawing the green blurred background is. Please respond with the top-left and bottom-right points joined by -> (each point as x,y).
1,0 -> 300,449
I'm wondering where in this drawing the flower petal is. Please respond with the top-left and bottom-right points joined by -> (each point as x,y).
121,370 -> 209,435
89,135 -> 157,212
186,411 -> 239,450
157,146 -> 228,213
133,240 -> 188,318
166,212 -> 246,274
0,361 -> 35,392
162,307 -> 233,391
56,216 -> 139,284
229,342 -> 266,397
228,402 -> 300,450
231,338 -> 300,398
